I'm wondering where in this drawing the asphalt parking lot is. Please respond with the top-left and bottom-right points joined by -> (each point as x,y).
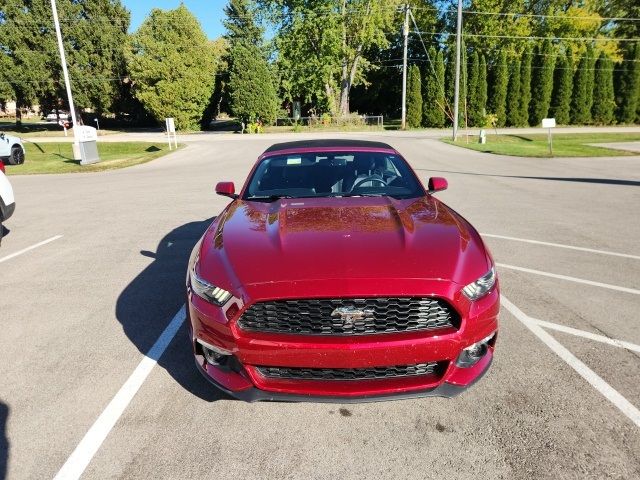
1,132 -> 639,479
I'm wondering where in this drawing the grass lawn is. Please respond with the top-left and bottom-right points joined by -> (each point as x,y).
442,133 -> 640,157
6,141 -> 177,175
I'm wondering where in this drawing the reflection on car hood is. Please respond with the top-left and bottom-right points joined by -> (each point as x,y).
199,196 -> 490,290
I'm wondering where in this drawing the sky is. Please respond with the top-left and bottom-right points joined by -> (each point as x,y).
125,1 -> 227,39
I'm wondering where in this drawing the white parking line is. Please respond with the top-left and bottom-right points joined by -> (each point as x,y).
496,262 -> 640,296
531,318 -> 640,353
482,233 -> 640,260
0,235 -> 63,264
54,305 -> 186,480
501,296 -> 640,429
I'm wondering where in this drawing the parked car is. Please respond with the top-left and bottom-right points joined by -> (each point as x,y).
186,139 -> 500,402
0,133 -> 25,165
45,112 -> 69,122
0,161 -> 15,245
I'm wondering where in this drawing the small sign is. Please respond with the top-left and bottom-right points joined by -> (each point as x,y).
76,126 -> 100,165
541,118 -> 556,156
166,117 -> 176,133
76,125 -> 98,142
165,118 -> 178,150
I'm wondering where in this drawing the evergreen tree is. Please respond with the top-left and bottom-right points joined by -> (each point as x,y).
406,64 -> 422,128
617,44 -> 640,123
467,51 -> 481,126
506,60 -> 521,127
444,43 -> 466,125
224,0 -> 279,124
127,5 -> 216,130
422,48 -> 445,127
530,40 -> 555,126
584,46 -> 597,123
445,47 -> 456,122
519,47 -> 532,126
0,0 -> 130,121
571,48 -> 596,124
550,50 -> 573,125
229,45 -> 279,124
490,50 -> 508,127
592,52 -> 615,125
478,54 -> 488,125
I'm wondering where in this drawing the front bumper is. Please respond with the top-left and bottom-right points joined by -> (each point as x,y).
188,280 -> 499,403
195,350 -> 493,403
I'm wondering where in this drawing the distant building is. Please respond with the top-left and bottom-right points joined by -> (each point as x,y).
0,101 -> 41,118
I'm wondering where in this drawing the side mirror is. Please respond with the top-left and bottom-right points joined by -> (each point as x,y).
215,181 -> 238,199
428,177 -> 448,193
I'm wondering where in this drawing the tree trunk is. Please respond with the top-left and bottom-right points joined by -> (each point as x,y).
325,83 -> 338,116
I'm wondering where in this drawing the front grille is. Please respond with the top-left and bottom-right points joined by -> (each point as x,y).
256,362 -> 443,381
238,298 -> 459,336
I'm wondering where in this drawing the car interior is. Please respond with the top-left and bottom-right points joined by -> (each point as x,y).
245,153 -> 423,199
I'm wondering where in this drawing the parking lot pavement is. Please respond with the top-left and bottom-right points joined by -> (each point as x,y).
0,133 -> 639,479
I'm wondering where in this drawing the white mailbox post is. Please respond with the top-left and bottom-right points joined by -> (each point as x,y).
541,118 -> 556,156
166,118 -> 178,150
77,125 -> 100,165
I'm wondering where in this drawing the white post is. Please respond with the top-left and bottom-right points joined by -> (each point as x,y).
401,4 -> 409,130
452,0 -> 463,141
51,0 -> 79,154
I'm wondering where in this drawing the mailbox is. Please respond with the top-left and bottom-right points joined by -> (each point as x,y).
77,126 -> 100,165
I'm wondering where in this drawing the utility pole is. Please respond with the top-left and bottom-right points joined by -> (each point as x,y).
51,0 -> 80,156
401,3 -> 409,130
452,0 -> 463,141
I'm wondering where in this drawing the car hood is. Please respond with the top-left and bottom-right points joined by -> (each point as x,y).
199,196 -> 490,293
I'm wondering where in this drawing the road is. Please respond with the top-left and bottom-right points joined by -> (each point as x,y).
1,132 -> 639,479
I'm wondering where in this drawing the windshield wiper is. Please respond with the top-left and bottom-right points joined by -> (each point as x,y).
244,195 -> 295,202
326,192 -> 386,198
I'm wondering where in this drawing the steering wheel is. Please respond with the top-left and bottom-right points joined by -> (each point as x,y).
351,175 -> 388,191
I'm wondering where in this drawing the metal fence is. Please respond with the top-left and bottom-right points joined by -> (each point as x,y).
275,115 -> 384,128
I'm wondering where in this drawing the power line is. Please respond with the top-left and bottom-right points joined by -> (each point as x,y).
414,30 -> 640,42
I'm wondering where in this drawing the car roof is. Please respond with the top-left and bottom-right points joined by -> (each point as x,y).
263,139 -> 396,155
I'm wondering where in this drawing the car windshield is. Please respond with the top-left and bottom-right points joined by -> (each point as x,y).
244,151 -> 424,201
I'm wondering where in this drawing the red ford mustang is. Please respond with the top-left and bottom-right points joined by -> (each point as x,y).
187,140 -> 499,402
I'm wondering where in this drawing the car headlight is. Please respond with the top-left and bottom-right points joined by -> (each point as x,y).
190,266 -> 232,306
462,267 -> 496,301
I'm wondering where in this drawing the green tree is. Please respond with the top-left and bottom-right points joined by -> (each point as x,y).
127,5 -> 216,130
550,49 -> 573,125
0,0 -> 129,122
224,0 -> 279,124
406,64 -> 422,128
616,44 -> 640,123
228,45 -> 279,124
571,48 -> 596,124
518,47 -> 532,126
490,50 -> 508,127
445,43 -> 466,126
467,51 -> 481,126
478,54 -> 488,124
506,59 -> 521,127
422,49 -> 446,127
530,40 -> 555,126
265,0 -> 403,116
592,52 -> 615,125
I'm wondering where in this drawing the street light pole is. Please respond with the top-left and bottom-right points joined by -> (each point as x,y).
452,0 -> 463,141
51,0 -> 80,154
401,4 -> 409,130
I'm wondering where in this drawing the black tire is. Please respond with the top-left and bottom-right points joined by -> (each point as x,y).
7,145 -> 25,165
0,221 -> 3,246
